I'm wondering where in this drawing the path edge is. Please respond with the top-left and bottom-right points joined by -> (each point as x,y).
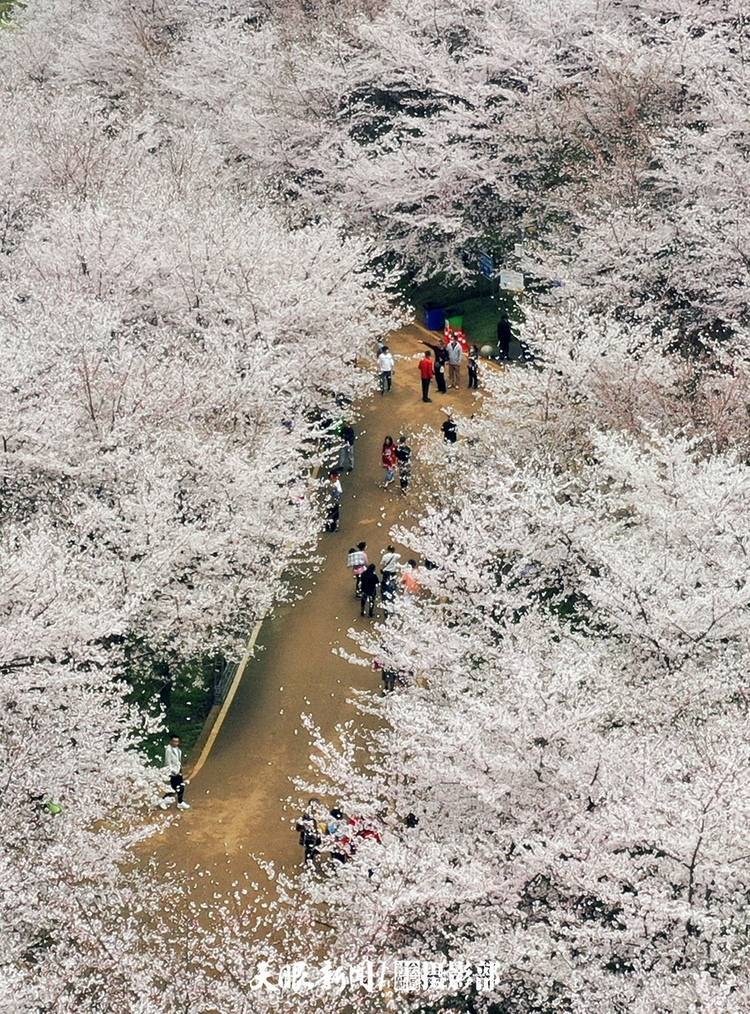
187,619 -> 264,780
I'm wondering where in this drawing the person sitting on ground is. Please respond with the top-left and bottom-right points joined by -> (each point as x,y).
296,799 -> 323,865
324,807 -> 351,863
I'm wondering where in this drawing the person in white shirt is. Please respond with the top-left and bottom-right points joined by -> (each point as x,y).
446,338 -> 463,388
380,545 -> 402,607
162,735 -> 190,810
377,345 -> 395,394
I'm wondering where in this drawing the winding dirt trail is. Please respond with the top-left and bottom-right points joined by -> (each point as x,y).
151,324 -> 483,891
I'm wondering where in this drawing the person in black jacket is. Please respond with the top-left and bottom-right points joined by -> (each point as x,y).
497,314 -> 512,360
360,564 -> 380,617
396,435 -> 412,495
337,422 -> 356,472
442,416 -> 458,443
468,345 -> 479,388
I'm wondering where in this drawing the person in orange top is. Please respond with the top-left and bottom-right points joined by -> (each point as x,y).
418,351 -> 434,402
401,559 -> 421,595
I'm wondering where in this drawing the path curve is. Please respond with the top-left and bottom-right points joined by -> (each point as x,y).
151,324 -> 483,889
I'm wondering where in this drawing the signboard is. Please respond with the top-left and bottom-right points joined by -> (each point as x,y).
478,251 -> 494,278
499,269 -> 524,291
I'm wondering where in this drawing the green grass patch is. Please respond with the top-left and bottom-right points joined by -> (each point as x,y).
126,657 -> 215,767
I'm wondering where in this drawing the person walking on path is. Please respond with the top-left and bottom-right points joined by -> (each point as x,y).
337,422 -> 356,472
396,434 -> 412,496
377,345 -> 395,394
360,564 -> 380,618
162,735 -> 190,810
442,416 -> 458,443
497,314 -> 512,360
347,541 -> 368,596
380,545 -> 401,607
418,351 -> 434,402
468,345 -> 479,389
446,335 -> 463,388
381,436 -> 397,488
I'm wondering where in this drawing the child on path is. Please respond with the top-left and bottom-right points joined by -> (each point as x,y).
381,436 -> 397,488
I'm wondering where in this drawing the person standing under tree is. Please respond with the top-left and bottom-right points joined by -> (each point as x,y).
325,471 -> 343,531
468,345 -> 479,388
380,545 -> 401,608
162,735 -> 190,810
421,340 -> 447,393
497,314 -> 512,360
418,351 -> 434,402
377,345 -> 395,394
446,335 -> 463,388
337,422 -> 355,472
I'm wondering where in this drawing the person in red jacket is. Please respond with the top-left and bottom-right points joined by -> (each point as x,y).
418,351 -> 434,402
381,436 -> 398,488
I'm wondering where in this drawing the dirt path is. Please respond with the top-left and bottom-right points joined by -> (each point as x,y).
151,324 -> 484,889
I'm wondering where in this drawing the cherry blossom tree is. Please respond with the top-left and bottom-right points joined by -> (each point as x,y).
282,410 -> 750,1010
0,0 -> 399,1004
2,0 -> 750,1008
